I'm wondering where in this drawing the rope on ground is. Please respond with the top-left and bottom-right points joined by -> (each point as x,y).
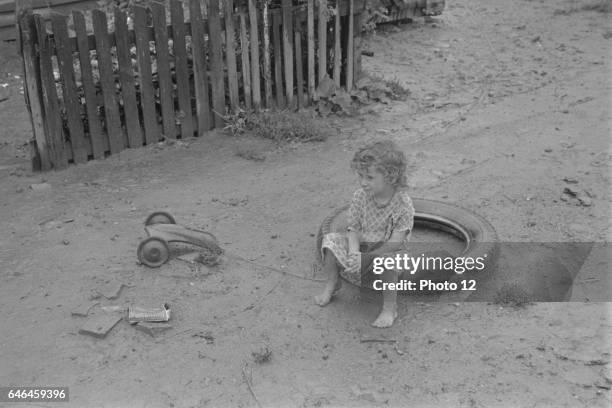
224,251 -> 327,282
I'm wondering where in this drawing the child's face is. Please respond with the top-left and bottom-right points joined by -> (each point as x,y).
357,167 -> 393,197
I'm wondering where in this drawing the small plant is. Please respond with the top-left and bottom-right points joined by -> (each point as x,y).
493,283 -> 533,308
223,108 -> 252,137
383,76 -> 411,101
252,345 -> 272,364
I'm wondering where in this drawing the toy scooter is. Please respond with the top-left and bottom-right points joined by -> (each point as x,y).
137,212 -> 222,267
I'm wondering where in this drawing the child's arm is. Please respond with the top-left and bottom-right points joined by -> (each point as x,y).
347,229 -> 360,254
368,229 -> 408,256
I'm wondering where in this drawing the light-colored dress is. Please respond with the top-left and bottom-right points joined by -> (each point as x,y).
321,187 -> 415,286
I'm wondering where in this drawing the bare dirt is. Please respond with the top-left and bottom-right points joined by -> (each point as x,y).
0,0 -> 611,407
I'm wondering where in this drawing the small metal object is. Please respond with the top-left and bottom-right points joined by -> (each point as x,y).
128,303 -> 171,323
137,212 -> 222,268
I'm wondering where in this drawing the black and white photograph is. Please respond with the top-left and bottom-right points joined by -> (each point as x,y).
0,0 -> 610,406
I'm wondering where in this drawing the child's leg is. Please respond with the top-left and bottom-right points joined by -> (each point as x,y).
314,249 -> 342,306
372,268 -> 398,328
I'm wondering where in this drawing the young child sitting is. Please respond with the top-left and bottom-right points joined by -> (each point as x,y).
315,140 -> 414,328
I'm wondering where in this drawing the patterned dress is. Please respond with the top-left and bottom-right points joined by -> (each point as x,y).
321,187 -> 415,286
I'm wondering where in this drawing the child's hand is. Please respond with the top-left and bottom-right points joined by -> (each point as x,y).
346,252 -> 360,270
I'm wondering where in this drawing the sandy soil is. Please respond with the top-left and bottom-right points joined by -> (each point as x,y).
0,0 -> 611,407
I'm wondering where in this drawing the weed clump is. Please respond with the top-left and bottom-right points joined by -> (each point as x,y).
252,346 -> 272,364
224,109 -> 332,143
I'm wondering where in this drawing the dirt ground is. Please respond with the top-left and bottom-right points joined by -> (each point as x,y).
0,0 -> 611,407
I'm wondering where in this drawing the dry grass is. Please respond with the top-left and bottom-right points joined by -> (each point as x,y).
224,109 -> 332,143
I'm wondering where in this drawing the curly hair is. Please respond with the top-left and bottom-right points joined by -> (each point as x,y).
350,140 -> 407,187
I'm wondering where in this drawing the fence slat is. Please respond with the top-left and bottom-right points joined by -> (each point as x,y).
347,0 -> 354,91
73,11 -> 104,159
262,2 -> 272,108
282,0 -> 294,106
239,12 -> 252,110
134,6 -> 160,144
189,0 -> 211,133
318,0 -> 327,82
207,0 -> 225,126
333,0 -> 341,86
353,11 -> 362,81
225,0 -> 239,112
247,0 -> 261,110
35,15 -> 68,168
51,13 -> 88,163
114,8 -> 143,148
307,0 -> 314,101
170,0 -> 194,138
272,10 -> 284,108
19,12 -> 51,169
294,27 -> 304,108
151,2 -> 176,139
92,9 -> 123,154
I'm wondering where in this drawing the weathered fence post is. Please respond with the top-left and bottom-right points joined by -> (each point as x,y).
17,9 -> 49,171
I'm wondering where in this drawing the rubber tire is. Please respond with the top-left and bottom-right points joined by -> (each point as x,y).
316,198 -> 498,288
138,237 -> 170,268
145,211 -> 176,226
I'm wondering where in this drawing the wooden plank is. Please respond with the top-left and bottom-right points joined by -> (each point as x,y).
294,26 -> 304,108
79,314 -> 122,338
133,5 -> 160,144
261,1 -> 271,108
189,0 -> 211,133
51,13 -> 87,163
114,8 -> 143,148
151,1 -> 176,139
353,12 -> 362,80
224,0 -> 239,113
282,0 -> 293,106
347,0 -> 354,91
247,0 -> 261,110
272,9 -> 283,108
92,9 -> 123,154
318,0 -> 327,82
19,11 -> 51,170
35,15 -> 67,168
73,10 -> 104,159
170,0 -> 194,138
307,0 -> 314,101
207,0 -> 225,127
239,12 -> 251,110
333,0 -> 341,86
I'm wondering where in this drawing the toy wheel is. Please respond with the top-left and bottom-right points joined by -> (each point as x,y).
145,211 -> 176,226
138,237 -> 170,267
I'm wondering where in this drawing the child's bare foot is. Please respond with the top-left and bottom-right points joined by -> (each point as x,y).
314,280 -> 342,306
371,307 -> 398,328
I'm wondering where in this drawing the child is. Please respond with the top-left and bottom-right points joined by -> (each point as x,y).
315,140 -> 414,328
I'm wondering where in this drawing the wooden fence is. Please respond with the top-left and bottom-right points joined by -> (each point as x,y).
18,0 -> 364,171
